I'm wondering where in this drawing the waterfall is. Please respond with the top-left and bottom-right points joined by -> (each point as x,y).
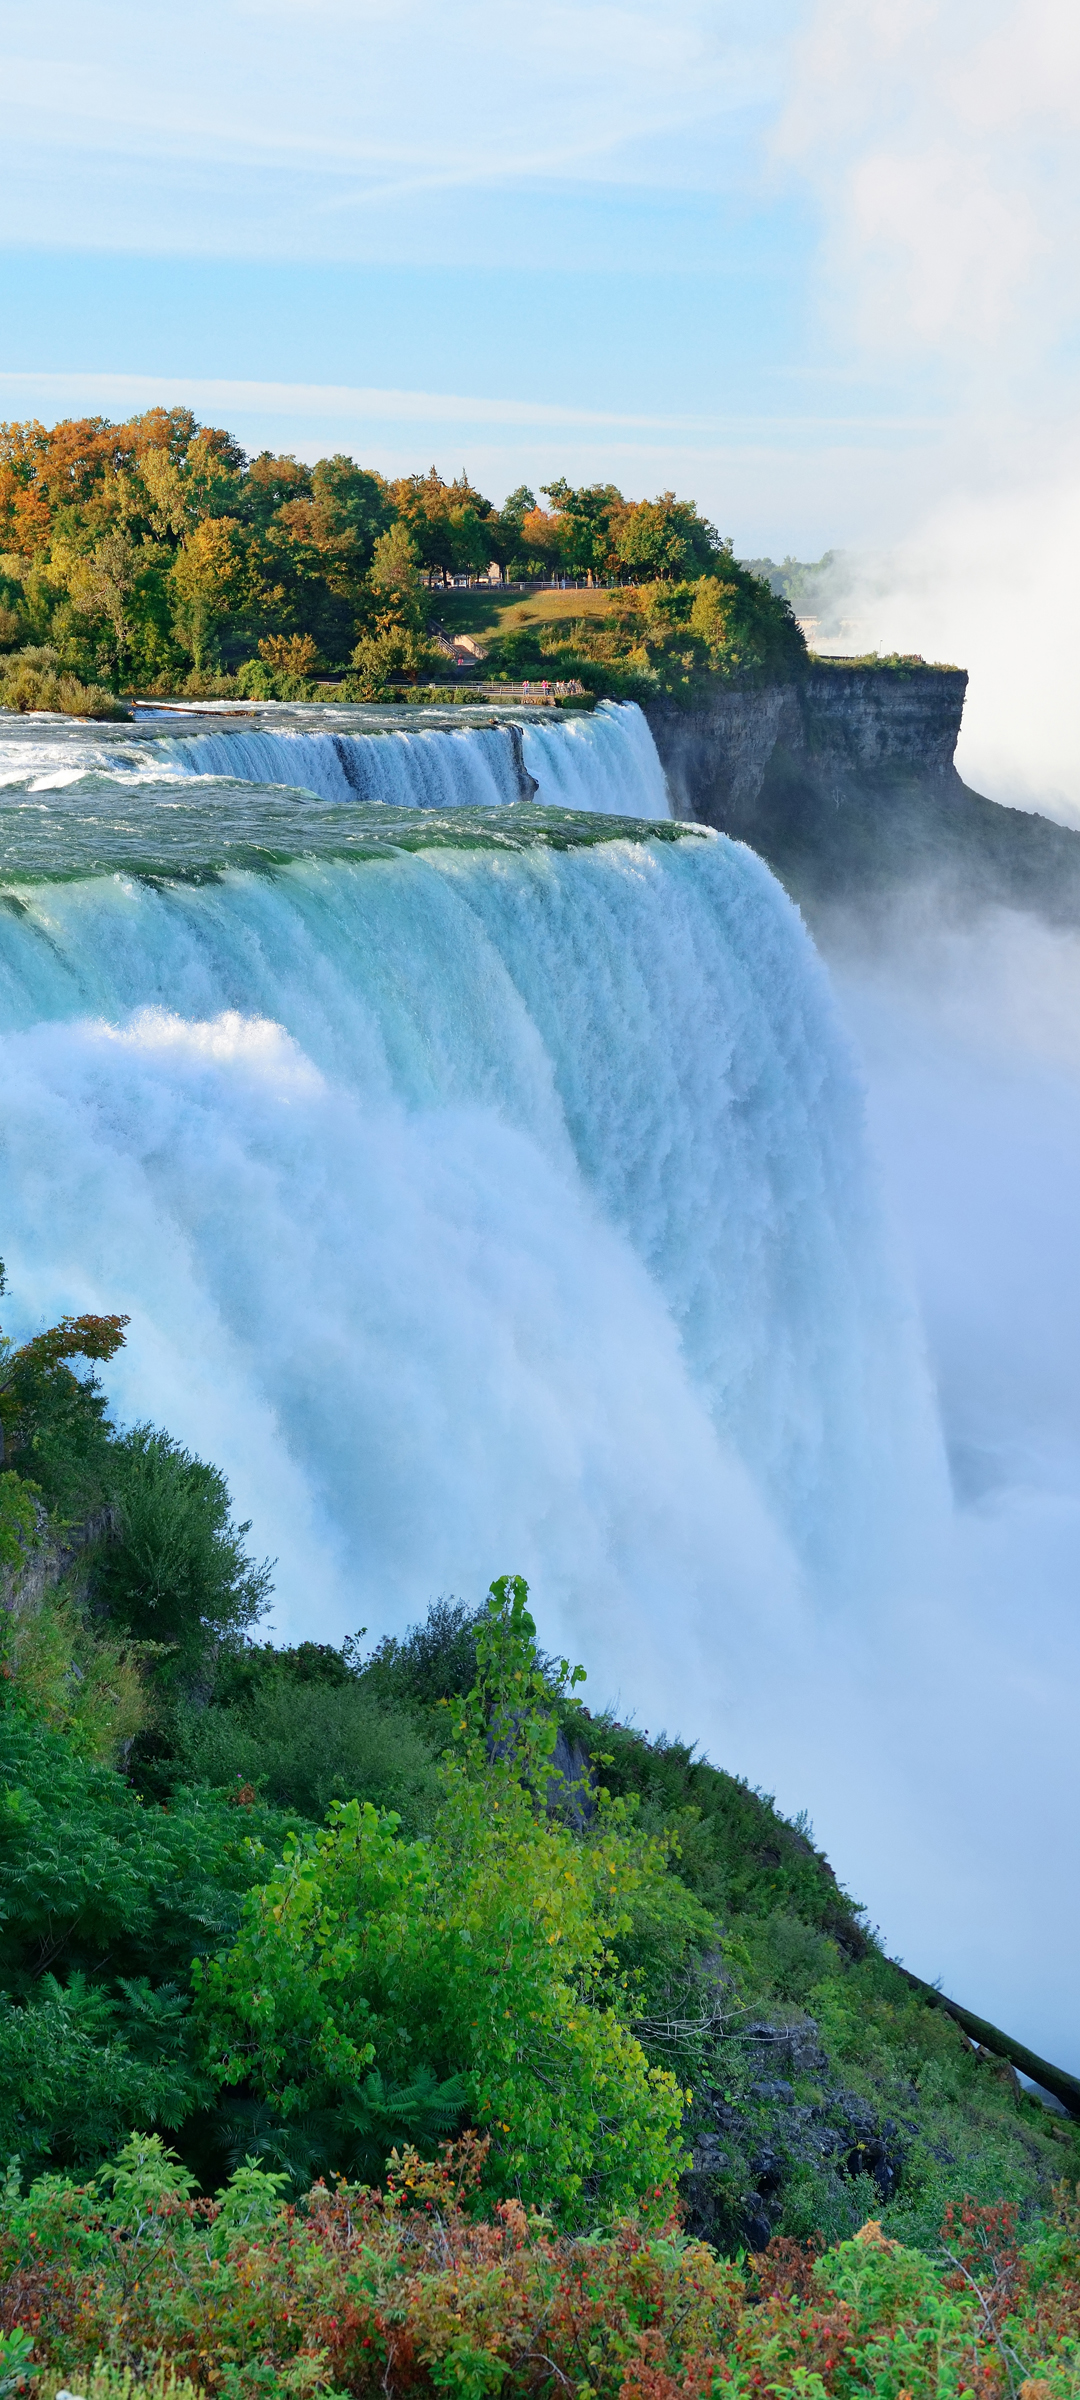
4,700 -> 1077,2069
518,704 -> 671,818
160,716 -> 533,808
155,699 -> 672,819
0,699 -> 941,1749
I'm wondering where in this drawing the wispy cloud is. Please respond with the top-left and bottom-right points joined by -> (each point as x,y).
0,0 -> 785,196
0,369 -> 937,437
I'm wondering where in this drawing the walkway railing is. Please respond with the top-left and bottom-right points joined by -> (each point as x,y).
471,679 -> 586,705
386,678 -> 589,707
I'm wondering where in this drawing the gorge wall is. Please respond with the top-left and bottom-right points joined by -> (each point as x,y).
645,665 -> 1080,926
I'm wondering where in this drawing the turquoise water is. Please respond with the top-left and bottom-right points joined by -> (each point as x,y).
0,703 -> 936,1676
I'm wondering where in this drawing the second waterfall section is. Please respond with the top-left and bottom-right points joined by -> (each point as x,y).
0,826 -> 939,1752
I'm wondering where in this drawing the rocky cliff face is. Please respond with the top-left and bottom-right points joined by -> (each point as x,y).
0,1504 -> 117,1621
645,665 -> 1080,926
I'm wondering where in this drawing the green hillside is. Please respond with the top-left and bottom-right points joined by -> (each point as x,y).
1,1270 -> 1075,2255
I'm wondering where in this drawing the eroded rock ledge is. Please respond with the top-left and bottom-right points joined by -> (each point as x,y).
645,665 -> 1080,925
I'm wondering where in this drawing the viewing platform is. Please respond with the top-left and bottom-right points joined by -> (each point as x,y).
387,677 -> 588,707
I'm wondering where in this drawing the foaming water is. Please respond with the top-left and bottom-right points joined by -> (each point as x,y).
23,701 -> 1048,2050
789,893 -> 1080,2071
519,704 -> 671,818
0,739 -> 940,1776
0,833 -> 936,1639
0,698 -> 670,821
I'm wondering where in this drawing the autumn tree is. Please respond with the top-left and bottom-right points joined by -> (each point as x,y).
258,631 -> 320,679
0,1256 -> 129,1471
387,467 -> 496,587
170,517 -> 276,670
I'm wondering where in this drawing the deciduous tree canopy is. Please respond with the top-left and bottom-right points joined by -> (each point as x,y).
0,412 -> 803,702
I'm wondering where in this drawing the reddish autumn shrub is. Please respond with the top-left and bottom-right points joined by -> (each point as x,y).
3,2142 -> 1080,2400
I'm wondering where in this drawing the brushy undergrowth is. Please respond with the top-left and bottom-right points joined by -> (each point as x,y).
0,648 -> 128,718
3,2134 -> 1080,2400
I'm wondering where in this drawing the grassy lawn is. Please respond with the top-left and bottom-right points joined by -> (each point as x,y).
432,585 -> 617,641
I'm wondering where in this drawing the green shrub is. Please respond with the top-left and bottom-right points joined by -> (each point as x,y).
351,1596 -> 485,1729
195,1579 -> 692,2222
2,1580 -> 149,1762
0,1692 -> 296,2174
94,1428 -> 272,1690
0,647 -> 129,718
176,1674 -> 442,1832
0,1470 -> 41,1576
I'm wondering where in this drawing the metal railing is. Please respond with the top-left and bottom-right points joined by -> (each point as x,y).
384,678 -> 588,707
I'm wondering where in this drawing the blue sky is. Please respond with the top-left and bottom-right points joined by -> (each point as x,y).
0,0 -> 1076,561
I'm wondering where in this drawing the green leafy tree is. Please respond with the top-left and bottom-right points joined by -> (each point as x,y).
612,492 -> 722,583
195,1576 -> 691,2222
310,455 -> 391,570
93,1427 -> 272,1692
368,519 -> 422,607
387,469 -> 495,588
0,1266 -> 129,1480
541,479 -> 624,581
169,517 -> 275,671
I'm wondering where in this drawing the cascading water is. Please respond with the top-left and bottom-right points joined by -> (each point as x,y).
158,711 -> 534,809
0,698 -> 670,819
0,700 -> 938,1681
1,695 -> 1075,2071
115,696 -> 670,819
19,696 -> 1043,2043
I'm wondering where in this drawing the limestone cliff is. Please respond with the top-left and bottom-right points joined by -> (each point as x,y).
645,665 -> 1080,926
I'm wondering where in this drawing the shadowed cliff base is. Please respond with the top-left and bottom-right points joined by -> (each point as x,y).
646,665 -> 1080,929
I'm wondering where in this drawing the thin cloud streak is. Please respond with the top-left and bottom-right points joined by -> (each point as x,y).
0,370 -> 940,439
0,0 -> 785,190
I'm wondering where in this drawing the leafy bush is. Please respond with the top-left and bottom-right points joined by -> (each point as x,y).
195,1580 -> 694,2221
0,1697 -> 295,2174
93,1429 -> 272,1691
349,1597 -> 486,1730
4,2136 -> 1080,2400
175,1671 -> 442,1833
0,1254 -> 1076,2239
1,1583 -> 148,1763
0,1474 -> 40,1578
0,648 -> 128,718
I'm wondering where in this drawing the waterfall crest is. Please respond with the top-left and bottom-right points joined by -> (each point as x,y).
0,701 -> 670,821
158,699 -> 670,817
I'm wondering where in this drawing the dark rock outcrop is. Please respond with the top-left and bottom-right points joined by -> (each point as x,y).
0,1502 -> 118,1620
645,666 -> 1080,927
680,2011 -> 912,2253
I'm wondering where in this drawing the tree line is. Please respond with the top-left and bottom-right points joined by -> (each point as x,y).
0,408 -> 801,699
